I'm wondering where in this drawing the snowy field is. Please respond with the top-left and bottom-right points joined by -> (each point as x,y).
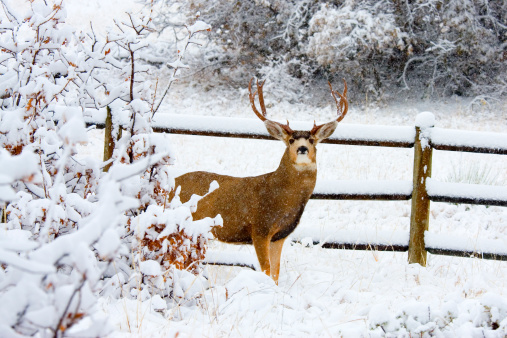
7,0 -> 507,336
76,88 -> 507,336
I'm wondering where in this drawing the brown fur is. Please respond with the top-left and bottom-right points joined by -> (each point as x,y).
176,149 -> 316,245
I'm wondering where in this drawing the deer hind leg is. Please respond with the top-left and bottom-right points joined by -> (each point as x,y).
252,234 -> 271,278
269,238 -> 286,285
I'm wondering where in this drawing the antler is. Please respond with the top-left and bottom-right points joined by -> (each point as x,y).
248,78 -> 267,121
249,78 -> 293,134
311,79 -> 348,134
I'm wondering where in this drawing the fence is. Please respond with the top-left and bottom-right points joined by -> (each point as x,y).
89,110 -> 507,268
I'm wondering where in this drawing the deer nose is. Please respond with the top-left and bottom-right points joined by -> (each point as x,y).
297,146 -> 308,155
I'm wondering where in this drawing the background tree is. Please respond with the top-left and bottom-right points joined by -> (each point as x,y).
148,0 -> 506,104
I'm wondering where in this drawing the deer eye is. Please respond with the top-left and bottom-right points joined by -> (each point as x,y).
309,138 -> 315,144
289,139 -> 295,144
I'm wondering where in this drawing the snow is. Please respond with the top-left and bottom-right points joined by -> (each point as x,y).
0,247 -> 56,274
431,127 -> 507,152
427,178 -> 507,204
1,0 -> 506,336
337,124 -> 414,143
57,109 -> 89,145
204,250 -> 259,270
84,111 -> 416,145
103,244 -> 507,337
314,179 -> 412,197
415,111 -> 435,128
292,229 -> 409,248
64,0 -> 143,33
167,59 -> 189,70
187,20 -> 211,35
425,231 -> 507,256
0,150 -> 40,202
156,113 -> 270,136
139,260 -> 162,276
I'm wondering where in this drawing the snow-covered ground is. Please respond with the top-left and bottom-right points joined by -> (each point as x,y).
77,90 -> 507,336
24,0 -> 507,336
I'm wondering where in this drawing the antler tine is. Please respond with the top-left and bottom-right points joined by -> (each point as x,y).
249,78 -> 266,121
329,79 -> 348,123
256,79 -> 267,117
328,81 -> 339,107
248,77 -> 294,134
342,78 -> 348,97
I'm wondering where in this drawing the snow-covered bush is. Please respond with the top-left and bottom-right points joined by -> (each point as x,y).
307,3 -> 406,67
307,1 -> 406,97
0,0 -> 99,241
0,1 -> 123,334
0,0 -> 214,334
367,295 -> 507,336
92,8 -> 216,288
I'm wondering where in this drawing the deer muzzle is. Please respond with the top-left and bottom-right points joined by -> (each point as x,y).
297,146 -> 309,155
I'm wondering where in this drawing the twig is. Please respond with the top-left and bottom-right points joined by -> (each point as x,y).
53,275 -> 87,337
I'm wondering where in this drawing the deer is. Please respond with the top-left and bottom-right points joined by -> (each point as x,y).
172,78 -> 348,284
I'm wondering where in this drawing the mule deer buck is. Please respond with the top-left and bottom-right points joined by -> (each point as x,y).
173,78 -> 348,284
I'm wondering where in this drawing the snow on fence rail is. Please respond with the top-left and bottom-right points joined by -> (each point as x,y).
88,111 -> 507,267
427,179 -> 507,207
431,127 -> 507,155
84,110 -> 416,147
313,180 -> 412,201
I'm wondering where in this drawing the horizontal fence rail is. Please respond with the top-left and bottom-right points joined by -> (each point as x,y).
427,179 -> 507,207
91,110 -> 507,266
424,232 -> 507,261
154,114 -> 417,148
85,111 -> 507,154
313,180 -> 412,201
292,230 -> 410,253
203,251 -> 258,271
430,128 -> 507,155
205,229 -> 507,270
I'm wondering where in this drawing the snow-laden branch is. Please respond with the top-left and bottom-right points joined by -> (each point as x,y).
152,20 -> 210,116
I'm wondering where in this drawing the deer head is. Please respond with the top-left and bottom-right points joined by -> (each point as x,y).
248,78 -> 348,171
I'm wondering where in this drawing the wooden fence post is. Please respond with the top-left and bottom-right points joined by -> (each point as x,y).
103,106 -> 114,172
1,205 -> 6,223
408,112 -> 435,266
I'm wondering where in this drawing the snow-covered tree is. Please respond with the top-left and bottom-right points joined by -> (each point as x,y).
147,0 -> 506,102
397,0 -> 506,100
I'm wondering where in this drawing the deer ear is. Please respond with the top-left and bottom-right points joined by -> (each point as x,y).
312,121 -> 337,142
264,120 -> 290,141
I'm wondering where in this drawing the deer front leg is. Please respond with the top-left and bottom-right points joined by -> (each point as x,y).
269,238 -> 286,285
252,234 -> 271,278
